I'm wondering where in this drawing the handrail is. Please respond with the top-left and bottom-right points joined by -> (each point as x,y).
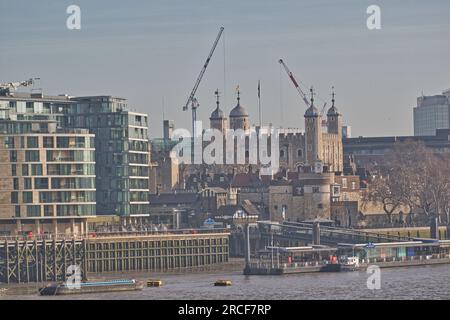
0,228 -> 231,242
258,220 -> 412,243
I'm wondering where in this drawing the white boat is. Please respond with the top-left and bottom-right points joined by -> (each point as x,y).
339,256 -> 360,271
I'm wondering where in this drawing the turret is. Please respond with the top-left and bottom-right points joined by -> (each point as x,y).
210,89 -> 228,132
304,87 -> 323,166
327,87 -> 342,137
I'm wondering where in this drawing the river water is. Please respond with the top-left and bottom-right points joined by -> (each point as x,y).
1,262 -> 449,300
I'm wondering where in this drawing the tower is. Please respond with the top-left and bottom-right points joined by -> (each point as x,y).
229,86 -> 250,131
327,87 -> 342,137
304,87 -> 323,167
210,89 -> 228,132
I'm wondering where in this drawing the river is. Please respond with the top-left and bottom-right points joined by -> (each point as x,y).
1,261 -> 449,300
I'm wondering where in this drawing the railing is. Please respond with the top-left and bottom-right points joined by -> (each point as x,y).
362,253 -> 450,264
0,228 -> 231,242
0,233 -> 85,242
248,260 -> 329,270
86,228 -> 231,238
259,221 -> 413,243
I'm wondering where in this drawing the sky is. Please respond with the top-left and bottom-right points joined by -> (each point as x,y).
1,0 -> 449,138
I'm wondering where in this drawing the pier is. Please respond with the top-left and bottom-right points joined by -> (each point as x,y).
0,229 -> 230,284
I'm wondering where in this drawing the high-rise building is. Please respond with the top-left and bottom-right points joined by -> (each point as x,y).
0,93 -> 95,235
413,89 -> 450,136
65,96 -> 150,216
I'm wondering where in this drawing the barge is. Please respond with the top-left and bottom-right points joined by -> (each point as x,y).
39,279 -> 144,296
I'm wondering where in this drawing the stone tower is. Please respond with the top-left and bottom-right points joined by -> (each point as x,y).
327,88 -> 342,137
304,87 -> 323,167
210,89 -> 228,132
229,87 -> 250,131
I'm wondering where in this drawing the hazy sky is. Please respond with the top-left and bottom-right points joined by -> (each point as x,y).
1,0 -> 449,138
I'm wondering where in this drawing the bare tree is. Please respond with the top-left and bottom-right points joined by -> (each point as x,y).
364,140 -> 450,228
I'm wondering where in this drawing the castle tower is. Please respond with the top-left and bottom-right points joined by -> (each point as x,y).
327,87 -> 342,137
210,89 -> 228,132
304,87 -> 323,167
229,86 -> 250,131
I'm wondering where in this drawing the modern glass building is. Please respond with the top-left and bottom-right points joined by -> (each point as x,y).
0,92 -> 96,235
414,90 -> 450,136
0,121 -> 96,219
64,96 -> 150,216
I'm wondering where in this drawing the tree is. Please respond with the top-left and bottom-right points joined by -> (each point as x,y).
364,140 -> 450,228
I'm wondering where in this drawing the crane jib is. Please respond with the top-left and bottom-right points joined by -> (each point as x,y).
183,27 -> 224,112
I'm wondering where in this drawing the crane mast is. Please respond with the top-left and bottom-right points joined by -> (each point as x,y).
183,27 -> 224,137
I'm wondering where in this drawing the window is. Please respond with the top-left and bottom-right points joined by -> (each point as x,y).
23,192 -> 33,203
11,164 -> 17,176
11,192 -> 18,204
333,186 -> 340,195
318,203 -> 324,209
25,150 -> 40,162
26,205 -> 40,217
24,178 -> 32,189
4,136 -> 15,148
27,136 -> 39,148
297,149 -> 303,157
31,164 -> 42,176
22,164 -> 29,176
15,206 -> 21,218
35,178 -> 49,189
44,205 -> 53,217
16,101 -> 26,113
13,178 -> 19,190
9,151 -> 17,162
312,186 -> 320,193
342,178 -> 347,189
57,137 -> 69,148
352,182 -> 356,190
43,137 -> 54,148
280,150 -> 285,158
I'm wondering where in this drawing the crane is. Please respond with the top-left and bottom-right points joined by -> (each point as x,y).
183,27 -> 224,137
278,59 -> 310,108
0,78 -> 34,96
278,59 -> 327,120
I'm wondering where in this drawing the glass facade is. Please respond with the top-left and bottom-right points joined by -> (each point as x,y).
0,131 -> 96,219
64,96 -> 150,216
0,93 -> 150,218
414,93 -> 450,136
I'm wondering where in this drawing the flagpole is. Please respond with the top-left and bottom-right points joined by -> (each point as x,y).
258,80 -> 262,128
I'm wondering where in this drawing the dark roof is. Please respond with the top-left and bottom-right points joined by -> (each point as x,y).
304,104 -> 319,117
231,172 -> 263,188
229,103 -> 248,117
149,192 -> 198,206
210,106 -> 225,120
327,105 -> 340,116
215,200 -> 260,217
241,200 -> 260,216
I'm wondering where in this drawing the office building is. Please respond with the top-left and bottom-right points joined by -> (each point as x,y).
413,89 -> 450,136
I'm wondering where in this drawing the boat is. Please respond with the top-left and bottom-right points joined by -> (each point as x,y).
39,279 -> 144,296
214,279 -> 232,286
147,279 -> 163,287
339,256 -> 360,271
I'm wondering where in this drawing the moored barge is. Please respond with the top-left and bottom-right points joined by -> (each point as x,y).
39,279 -> 144,296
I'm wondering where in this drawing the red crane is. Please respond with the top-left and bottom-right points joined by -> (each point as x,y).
278,59 -> 327,118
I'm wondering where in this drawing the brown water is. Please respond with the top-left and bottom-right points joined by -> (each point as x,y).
1,262 -> 449,300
